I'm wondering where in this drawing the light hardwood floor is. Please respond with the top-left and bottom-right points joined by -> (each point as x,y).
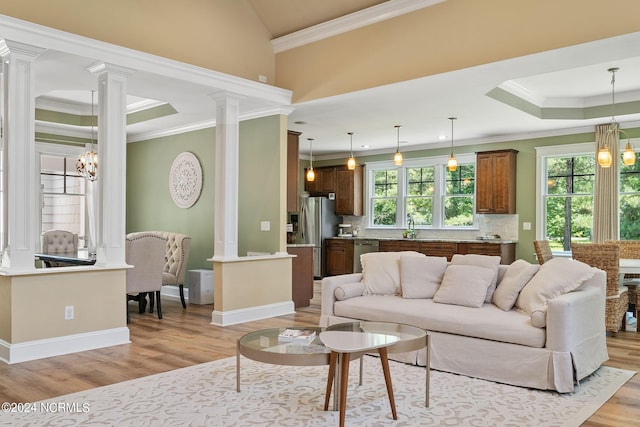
0,289 -> 638,426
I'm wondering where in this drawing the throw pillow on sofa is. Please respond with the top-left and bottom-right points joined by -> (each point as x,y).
492,260 -> 540,311
433,264 -> 495,308
360,251 -> 421,295
400,253 -> 448,298
516,257 -> 595,327
451,254 -> 501,302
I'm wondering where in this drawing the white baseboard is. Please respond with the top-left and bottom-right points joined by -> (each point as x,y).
0,327 -> 130,364
161,285 -> 189,303
211,301 -> 295,326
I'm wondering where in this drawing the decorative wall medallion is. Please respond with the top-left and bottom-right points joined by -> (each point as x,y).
169,152 -> 202,208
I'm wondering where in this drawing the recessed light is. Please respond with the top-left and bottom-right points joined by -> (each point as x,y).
294,121 -> 307,125
438,135 -> 447,140
360,144 -> 370,149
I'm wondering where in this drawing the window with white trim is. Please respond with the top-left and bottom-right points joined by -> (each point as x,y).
536,139 -> 640,254
367,154 -> 476,229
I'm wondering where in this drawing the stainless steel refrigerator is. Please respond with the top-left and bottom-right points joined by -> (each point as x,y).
300,196 -> 339,278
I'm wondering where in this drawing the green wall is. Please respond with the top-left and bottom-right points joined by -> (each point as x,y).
301,127 -> 640,264
126,115 -> 285,277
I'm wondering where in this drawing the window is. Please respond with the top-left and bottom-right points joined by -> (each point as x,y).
444,164 -> 475,226
37,144 -> 88,248
537,140 -> 640,253
406,167 -> 434,226
371,169 -> 398,226
367,154 -> 476,229
620,158 -> 640,239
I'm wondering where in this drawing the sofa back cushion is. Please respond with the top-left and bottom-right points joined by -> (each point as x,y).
361,251 -> 421,295
516,257 -> 595,327
433,264 -> 495,308
400,253 -> 448,298
451,254 -> 501,302
492,260 -> 539,311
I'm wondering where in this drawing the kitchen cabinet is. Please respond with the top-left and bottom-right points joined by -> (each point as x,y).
287,245 -> 314,308
287,130 -> 301,212
418,241 -> 458,261
379,240 -> 420,252
304,166 -> 336,196
458,242 -> 516,264
335,165 -> 363,216
325,238 -> 354,276
476,149 -> 518,214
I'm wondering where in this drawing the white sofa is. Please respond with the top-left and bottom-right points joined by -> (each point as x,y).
320,252 -> 609,393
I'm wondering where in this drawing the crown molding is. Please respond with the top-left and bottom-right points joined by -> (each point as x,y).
271,0 -> 446,53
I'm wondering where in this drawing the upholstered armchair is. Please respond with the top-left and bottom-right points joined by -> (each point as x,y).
147,231 -> 192,309
125,232 -> 167,323
40,230 -> 79,267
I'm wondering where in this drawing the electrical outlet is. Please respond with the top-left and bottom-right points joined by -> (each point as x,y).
64,305 -> 74,320
523,222 -> 531,230
260,221 -> 270,231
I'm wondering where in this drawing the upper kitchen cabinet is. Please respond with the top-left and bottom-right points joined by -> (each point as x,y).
287,130 -> 301,212
305,165 -> 363,216
335,165 -> 363,216
475,149 -> 518,214
304,166 -> 336,196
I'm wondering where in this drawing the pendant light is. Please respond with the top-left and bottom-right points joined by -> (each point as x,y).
599,67 -> 635,167
393,125 -> 403,166
76,90 -> 98,181
447,117 -> 458,172
346,132 -> 356,170
306,138 -> 315,182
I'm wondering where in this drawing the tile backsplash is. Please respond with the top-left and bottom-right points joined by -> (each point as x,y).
342,214 -> 519,241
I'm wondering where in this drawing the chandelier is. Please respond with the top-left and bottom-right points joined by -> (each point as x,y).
77,90 -> 98,181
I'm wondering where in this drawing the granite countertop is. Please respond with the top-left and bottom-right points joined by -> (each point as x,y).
326,236 -> 516,244
286,243 -> 315,247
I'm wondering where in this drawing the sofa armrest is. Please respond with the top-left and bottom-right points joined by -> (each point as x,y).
320,273 -> 363,327
546,269 -> 606,353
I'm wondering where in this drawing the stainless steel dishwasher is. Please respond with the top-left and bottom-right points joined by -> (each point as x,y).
353,239 -> 379,273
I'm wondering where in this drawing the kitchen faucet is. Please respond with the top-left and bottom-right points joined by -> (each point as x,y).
405,215 -> 417,239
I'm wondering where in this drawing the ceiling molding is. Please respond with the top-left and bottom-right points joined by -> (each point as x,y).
271,0 -> 446,53
0,14 -> 292,105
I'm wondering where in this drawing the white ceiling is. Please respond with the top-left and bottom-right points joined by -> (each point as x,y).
29,1 -> 640,158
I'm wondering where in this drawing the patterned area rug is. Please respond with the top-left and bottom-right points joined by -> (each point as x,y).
0,356 -> 634,426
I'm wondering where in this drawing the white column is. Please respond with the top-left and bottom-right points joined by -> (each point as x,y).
0,40 -> 45,271
88,62 -> 135,266
211,92 -> 243,260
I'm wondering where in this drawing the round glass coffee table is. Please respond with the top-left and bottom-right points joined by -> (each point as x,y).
236,322 -> 429,406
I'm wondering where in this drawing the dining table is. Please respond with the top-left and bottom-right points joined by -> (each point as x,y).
35,250 -> 96,267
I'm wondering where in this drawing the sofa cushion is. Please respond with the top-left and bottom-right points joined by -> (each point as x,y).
361,251 -> 421,295
334,295 -> 545,348
451,254 -> 501,302
400,254 -> 448,298
433,264 -> 494,308
334,282 -> 366,301
516,257 -> 595,327
492,260 -> 539,311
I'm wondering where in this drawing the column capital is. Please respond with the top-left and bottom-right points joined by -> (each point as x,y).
0,39 -> 45,60
87,61 -> 136,78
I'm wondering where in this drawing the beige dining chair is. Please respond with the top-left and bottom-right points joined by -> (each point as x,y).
40,230 -> 79,267
125,232 -> 167,323
606,240 -> 640,324
571,242 -> 628,333
533,240 -> 553,265
146,231 -> 192,310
